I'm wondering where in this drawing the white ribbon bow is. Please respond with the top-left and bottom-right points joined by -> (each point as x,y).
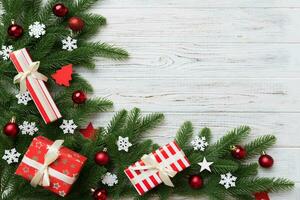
131,154 -> 177,187
13,61 -> 48,94
30,140 -> 64,187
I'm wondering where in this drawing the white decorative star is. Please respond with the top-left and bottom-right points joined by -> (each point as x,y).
198,157 -> 214,172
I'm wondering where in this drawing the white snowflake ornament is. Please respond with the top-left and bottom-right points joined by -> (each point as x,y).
16,91 -> 32,105
29,22 -> 46,38
219,172 -> 237,189
62,36 -> 77,51
19,121 -> 38,136
0,45 -> 13,60
60,119 -> 77,134
191,136 -> 208,151
2,148 -> 21,164
117,136 -> 132,152
102,172 -> 118,187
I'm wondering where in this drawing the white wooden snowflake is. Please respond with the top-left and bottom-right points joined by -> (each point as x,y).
102,172 -> 118,187
62,36 -> 77,51
219,172 -> 237,189
16,91 -> 32,105
19,121 -> 38,136
191,136 -> 208,151
58,191 -> 66,197
117,136 -> 132,152
2,148 -> 21,164
0,45 -> 13,60
29,21 -> 46,38
60,119 -> 77,134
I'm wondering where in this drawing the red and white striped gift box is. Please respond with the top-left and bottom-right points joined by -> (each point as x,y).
10,48 -> 62,124
124,141 -> 190,195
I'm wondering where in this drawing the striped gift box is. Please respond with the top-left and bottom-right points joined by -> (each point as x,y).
124,141 -> 190,195
10,48 -> 62,124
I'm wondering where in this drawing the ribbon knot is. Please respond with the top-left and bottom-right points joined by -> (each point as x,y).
13,61 -> 48,94
30,140 -> 64,187
131,155 -> 177,187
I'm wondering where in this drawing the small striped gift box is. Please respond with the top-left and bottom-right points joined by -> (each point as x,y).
124,141 -> 190,195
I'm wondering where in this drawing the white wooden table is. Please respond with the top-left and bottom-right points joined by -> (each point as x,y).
82,0 -> 300,199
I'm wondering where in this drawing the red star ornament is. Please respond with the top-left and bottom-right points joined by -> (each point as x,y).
80,122 -> 96,139
51,64 -> 73,86
255,192 -> 270,200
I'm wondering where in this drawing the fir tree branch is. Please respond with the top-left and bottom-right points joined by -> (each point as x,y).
245,135 -> 276,157
175,121 -> 193,148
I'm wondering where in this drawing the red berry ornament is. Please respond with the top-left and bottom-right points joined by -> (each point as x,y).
72,90 -> 87,104
95,150 -> 110,166
188,175 -> 203,189
52,3 -> 69,17
231,145 -> 247,159
3,117 -> 19,137
68,17 -> 85,31
92,188 -> 107,200
8,23 -> 23,39
259,153 -> 274,168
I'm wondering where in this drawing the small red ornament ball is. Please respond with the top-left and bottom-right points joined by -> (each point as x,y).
3,121 -> 19,137
255,192 -> 270,200
95,151 -> 110,166
231,145 -> 247,159
7,23 -> 23,39
68,17 -> 85,31
92,188 -> 107,200
72,90 -> 87,104
52,3 -> 69,17
259,154 -> 274,168
188,175 -> 203,189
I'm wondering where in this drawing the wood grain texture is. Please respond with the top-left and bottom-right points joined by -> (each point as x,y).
92,8 -> 300,43
89,0 -> 300,199
98,0 -> 300,8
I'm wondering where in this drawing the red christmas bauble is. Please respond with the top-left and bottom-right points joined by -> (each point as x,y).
259,154 -> 274,168
7,23 -> 23,39
254,192 -> 270,200
52,3 -> 69,17
188,175 -> 203,189
92,188 -> 107,200
3,121 -> 19,137
68,17 -> 85,31
72,90 -> 87,104
231,145 -> 247,159
95,151 -> 110,166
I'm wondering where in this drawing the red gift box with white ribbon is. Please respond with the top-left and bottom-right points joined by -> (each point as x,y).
10,48 -> 62,124
15,136 -> 87,197
124,141 -> 190,195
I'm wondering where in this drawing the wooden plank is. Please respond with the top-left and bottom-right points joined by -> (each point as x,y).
142,183 -> 300,199
94,112 -> 300,147
96,0 -> 300,8
85,43 -> 300,78
84,77 -> 300,112
91,8 -> 300,43
123,183 -> 300,200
